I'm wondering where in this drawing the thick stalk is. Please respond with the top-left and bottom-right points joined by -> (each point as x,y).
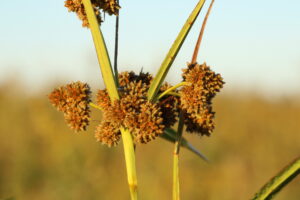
121,128 -> 138,200
173,113 -> 184,200
82,1 -> 138,199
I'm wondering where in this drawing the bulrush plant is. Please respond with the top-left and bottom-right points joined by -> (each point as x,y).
48,0 -> 300,199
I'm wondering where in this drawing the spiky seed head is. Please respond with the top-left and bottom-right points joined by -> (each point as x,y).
133,102 -> 165,144
180,63 -> 224,135
64,0 -> 120,27
48,81 -> 91,132
95,121 -> 121,147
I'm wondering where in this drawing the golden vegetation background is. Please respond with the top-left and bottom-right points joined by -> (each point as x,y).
0,84 -> 299,200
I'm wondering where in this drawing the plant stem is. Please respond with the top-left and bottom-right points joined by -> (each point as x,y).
89,102 -> 102,110
157,82 -> 188,100
251,156 -> 300,200
82,0 -> 118,100
82,1 -> 138,199
114,0 -> 120,87
173,113 -> 184,200
121,128 -> 138,200
191,0 -> 215,64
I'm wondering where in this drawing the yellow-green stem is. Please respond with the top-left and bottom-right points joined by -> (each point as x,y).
157,82 -> 188,100
82,0 -> 118,100
173,113 -> 184,200
121,128 -> 138,200
89,102 -> 102,110
252,157 -> 300,200
82,1 -> 138,199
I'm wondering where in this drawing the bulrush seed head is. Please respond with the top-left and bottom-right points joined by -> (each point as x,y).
48,81 -> 91,132
95,121 -> 121,147
95,71 -> 177,146
64,0 -> 120,27
158,83 -> 180,128
180,63 -> 224,136
134,102 -> 165,144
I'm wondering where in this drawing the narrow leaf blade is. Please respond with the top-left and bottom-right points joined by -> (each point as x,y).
82,0 -> 119,100
162,128 -> 208,162
147,0 -> 206,100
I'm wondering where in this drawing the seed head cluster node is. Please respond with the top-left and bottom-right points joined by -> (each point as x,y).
64,0 -> 120,27
48,81 -> 91,132
95,71 -> 177,146
180,63 -> 224,136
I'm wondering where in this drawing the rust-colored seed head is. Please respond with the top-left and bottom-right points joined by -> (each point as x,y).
95,121 -> 121,147
48,81 -> 91,132
133,102 -> 165,144
158,83 -> 179,127
96,89 -> 111,110
64,0 -> 120,27
96,71 -> 179,145
180,63 -> 224,135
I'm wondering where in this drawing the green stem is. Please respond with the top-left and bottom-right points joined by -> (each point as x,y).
173,113 -> 184,200
157,82 -> 188,100
89,102 -> 102,110
252,157 -> 300,200
82,1 -> 138,199
121,128 -> 138,200
167,92 -> 181,98
191,0 -> 215,63
82,0 -> 118,100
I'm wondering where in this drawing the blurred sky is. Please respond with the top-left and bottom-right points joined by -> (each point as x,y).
0,0 -> 300,95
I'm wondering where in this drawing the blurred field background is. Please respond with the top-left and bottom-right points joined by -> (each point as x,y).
0,82 -> 299,200
1,1 -> 300,199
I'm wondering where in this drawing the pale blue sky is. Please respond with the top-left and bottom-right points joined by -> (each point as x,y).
1,0 -> 300,95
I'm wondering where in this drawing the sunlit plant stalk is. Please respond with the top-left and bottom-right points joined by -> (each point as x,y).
252,157 -> 300,200
82,0 -> 137,199
173,113 -> 184,200
147,0 -> 206,101
170,1 -> 215,199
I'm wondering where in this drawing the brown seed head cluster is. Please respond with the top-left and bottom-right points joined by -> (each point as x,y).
48,81 -> 91,132
64,0 -> 120,27
95,71 -> 178,146
180,63 -> 224,136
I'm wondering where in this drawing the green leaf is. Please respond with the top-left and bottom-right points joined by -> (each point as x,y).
147,0 -> 206,101
161,128 -> 208,162
82,1 -> 137,199
82,0 -> 119,100
251,157 -> 300,200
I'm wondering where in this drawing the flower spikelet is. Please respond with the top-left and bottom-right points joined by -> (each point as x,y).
158,83 -> 179,127
64,0 -> 120,27
95,71 -> 178,145
133,102 -> 165,144
95,121 -> 121,147
180,63 -> 224,135
48,81 -> 91,132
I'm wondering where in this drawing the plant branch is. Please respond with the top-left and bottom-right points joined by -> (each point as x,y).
251,156 -> 300,200
191,0 -> 215,64
82,1 -> 138,199
114,0 -> 120,87
89,102 -> 102,110
173,112 -> 185,200
147,0 -> 206,101
157,82 -> 188,100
